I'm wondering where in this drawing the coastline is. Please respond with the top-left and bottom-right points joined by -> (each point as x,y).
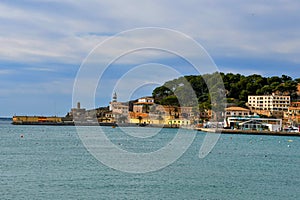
9,121 -> 300,136
11,121 -> 179,128
198,128 -> 300,137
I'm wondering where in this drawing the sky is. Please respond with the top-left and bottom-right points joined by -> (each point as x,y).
0,0 -> 300,117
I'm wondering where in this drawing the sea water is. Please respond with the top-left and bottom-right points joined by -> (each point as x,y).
0,121 -> 299,199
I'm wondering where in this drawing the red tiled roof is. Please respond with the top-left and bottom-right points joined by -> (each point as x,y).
225,106 -> 250,111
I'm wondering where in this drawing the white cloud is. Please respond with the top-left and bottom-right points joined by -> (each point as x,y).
1,0 -> 300,66
25,67 -> 57,72
1,0 -> 300,115
0,78 -> 74,96
0,69 -> 15,75
220,66 -> 264,77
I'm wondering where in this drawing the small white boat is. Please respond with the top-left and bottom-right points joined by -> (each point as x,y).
283,126 -> 299,132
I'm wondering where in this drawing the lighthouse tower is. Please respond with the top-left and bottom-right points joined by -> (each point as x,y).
109,92 -> 118,111
112,92 -> 117,102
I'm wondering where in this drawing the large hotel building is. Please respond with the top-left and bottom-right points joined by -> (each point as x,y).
247,94 -> 290,118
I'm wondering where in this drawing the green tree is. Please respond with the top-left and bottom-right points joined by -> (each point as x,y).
152,72 -> 299,109
160,95 -> 179,106
281,75 -> 292,83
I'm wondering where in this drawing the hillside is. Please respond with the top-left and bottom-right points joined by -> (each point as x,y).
152,72 -> 299,108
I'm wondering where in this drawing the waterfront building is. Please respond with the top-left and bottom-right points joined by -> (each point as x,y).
71,102 -> 87,122
166,118 -> 191,127
12,116 -> 62,124
199,110 -> 210,121
133,97 -> 154,113
247,94 -> 290,118
221,106 -> 252,127
225,116 -> 282,131
108,92 -> 129,123
239,120 -> 265,131
129,112 -> 152,124
225,106 -> 251,118
109,102 -> 129,115
129,103 -> 194,126
96,112 -> 111,123
223,106 -> 253,128
109,92 -> 123,111
284,101 -> 300,124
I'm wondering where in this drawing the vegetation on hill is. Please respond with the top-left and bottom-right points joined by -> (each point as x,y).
152,72 -> 299,108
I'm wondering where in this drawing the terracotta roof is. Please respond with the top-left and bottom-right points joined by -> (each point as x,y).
134,102 -> 154,105
288,107 -> 300,110
291,102 -> 300,106
225,106 -> 250,111
129,112 -> 149,118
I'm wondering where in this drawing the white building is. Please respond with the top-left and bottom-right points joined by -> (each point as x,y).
225,116 -> 282,131
248,94 -> 290,118
137,97 -> 154,103
225,106 -> 251,118
133,97 -> 155,113
108,92 -> 129,123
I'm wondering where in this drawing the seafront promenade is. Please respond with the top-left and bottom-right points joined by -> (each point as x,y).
198,128 -> 300,137
10,118 -> 300,136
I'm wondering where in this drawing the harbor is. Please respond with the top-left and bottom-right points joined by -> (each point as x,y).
198,128 -> 300,137
10,93 -> 300,137
9,78 -> 300,137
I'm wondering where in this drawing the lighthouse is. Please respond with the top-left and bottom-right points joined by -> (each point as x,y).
112,92 -> 117,102
109,92 -> 118,111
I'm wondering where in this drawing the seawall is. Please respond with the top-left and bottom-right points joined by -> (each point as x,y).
198,128 -> 300,137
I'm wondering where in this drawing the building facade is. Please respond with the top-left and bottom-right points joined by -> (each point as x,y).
12,116 -> 62,124
108,92 -> 129,123
284,101 -> 300,124
248,94 -> 290,118
225,106 -> 251,118
133,97 -> 155,113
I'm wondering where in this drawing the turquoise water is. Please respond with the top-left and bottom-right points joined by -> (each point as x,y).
0,121 -> 299,199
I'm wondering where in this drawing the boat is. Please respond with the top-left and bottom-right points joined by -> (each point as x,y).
283,126 -> 299,132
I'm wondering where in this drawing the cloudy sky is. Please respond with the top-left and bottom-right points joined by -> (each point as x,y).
0,0 -> 300,116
